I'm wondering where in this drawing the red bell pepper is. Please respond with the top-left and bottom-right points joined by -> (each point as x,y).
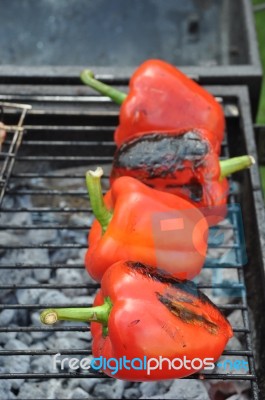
110,128 -> 255,222
80,59 -> 225,153
85,167 -> 208,282
40,261 -> 233,381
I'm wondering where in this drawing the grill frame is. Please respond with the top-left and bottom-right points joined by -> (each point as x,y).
0,85 -> 264,400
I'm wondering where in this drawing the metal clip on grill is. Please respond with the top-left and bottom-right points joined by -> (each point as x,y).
0,102 -> 32,206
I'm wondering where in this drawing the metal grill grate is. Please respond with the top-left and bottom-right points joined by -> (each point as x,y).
0,85 -> 261,399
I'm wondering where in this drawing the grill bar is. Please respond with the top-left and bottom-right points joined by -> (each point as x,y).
0,326 -> 249,333
0,304 -> 247,310
0,373 -> 256,380
0,283 -> 246,289
0,263 -> 242,270
0,350 -> 253,356
0,244 -> 242,250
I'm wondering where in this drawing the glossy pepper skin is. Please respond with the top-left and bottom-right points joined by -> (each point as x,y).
110,128 -> 229,223
114,60 -> 225,153
40,261 -> 233,381
81,60 -> 225,153
85,170 -> 208,282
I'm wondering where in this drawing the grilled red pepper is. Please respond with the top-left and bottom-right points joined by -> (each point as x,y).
85,167 -> 208,282
40,261 -> 233,381
80,59 -> 225,153
110,128 -> 255,222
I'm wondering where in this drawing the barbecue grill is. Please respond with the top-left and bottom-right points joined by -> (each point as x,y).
0,81 -> 264,400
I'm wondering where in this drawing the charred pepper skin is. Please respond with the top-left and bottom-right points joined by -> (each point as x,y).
110,128 -> 229,223
85,171 -> 209,282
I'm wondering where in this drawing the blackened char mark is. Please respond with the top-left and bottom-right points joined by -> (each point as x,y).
125,261 -> 221,312
113,131 -> 209,176
166,179 -> 203,203
156,292 -> 219,335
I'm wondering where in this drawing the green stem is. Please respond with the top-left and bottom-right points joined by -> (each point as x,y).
80,69 -> 127,105
219,155 -> 255,180
86,167 -> 113,233
40,297 -> 112,331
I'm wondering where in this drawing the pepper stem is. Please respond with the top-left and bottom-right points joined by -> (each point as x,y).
86,167 -> 113,233
219,155 -> 255,180
80,69 -> 127,105
40,297 -> 112,327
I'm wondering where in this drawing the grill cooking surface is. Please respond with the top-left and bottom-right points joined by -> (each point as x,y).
0,88 -> 260,399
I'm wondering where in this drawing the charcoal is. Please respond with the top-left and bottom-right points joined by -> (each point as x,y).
45,330 -> 88,351
124,387 -> 142,399
16,277 -> 45,304
69,212 -> 93,227
80,377 -> 104,393
0,309 -> 15,326
0,331 -> 17,345
0,250 -> 34,300
38,289 -> 70,305
226,336 -> 244,351
228,310 -> 244,326
29,342 -> 46,350
30,355 -> 52,373
0,231 -> 27,252
16,332 -> 33,346
12,194 -> 32,210
33,265 -> 51,282
0,377 -> 12,400
28,228 -> 58,245
7,210 -> 32,230
18,382 -> 47,399
4,339 -> 30,390
72,295 -> 95,306
157,380 -> 174,394
19,378 -> 70,399
93,382 -> 117,399
140,380 -> 210,399
139,381 -> 159,397
45,379 -> 68,399
70,387 -> 91,399
50,248 -> 84,263
228,310 -> 244,341
55,267 -> 89,296
111,379 -> 126,398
